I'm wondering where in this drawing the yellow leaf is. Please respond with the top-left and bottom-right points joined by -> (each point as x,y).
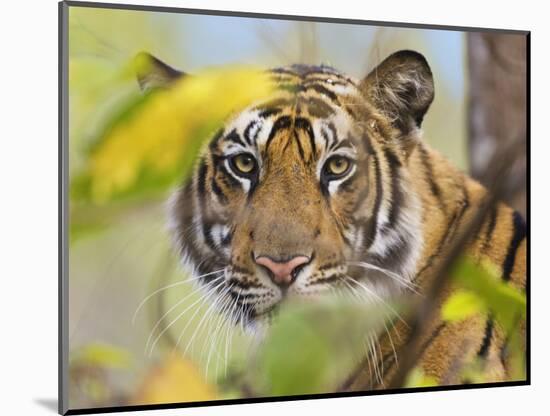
405,368 -> 438,388
441,289 -> 487,323
133,354 -> 217,405
81,64 -> 275,203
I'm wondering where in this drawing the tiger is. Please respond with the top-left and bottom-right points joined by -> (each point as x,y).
136,50 -> 527,389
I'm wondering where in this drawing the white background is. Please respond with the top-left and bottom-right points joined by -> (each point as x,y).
0,0 -> 546,415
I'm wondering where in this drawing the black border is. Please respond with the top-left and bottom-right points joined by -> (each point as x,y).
67,381 -> 529,415
59,1 -> 531,415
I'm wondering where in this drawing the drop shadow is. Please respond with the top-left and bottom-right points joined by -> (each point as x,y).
34,398 -> 58,413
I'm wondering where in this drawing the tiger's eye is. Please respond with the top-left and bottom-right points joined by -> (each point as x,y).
326,156 -> 351,177
231,154 -> 256,175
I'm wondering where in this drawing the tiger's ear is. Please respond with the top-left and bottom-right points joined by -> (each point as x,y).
361,50 -> 434,141
134,52 -> 185,91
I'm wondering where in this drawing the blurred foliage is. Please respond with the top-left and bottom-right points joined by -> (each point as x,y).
245,299 -> 393,396
404,368 -> 438,388
444,256 -> 526,380
71,59 -> 274,204
442,289 -> 487,322
69,343 -> 134,407
447,257 -> 526,333
66,7 -> 525,408
70,343 -> 133,370
132,354 -> 217,405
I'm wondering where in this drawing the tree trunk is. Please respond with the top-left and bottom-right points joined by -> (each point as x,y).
467,33 -> 527,216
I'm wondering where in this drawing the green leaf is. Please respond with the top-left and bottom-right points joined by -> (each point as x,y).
259,316 -> 330,396
451,257 -> 526,333
441,289 -> 487,323
251,299 -> 398,396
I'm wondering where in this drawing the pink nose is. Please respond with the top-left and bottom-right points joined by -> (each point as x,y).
254,255 -> 311,286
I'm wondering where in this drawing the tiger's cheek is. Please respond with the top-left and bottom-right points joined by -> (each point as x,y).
314,215 -> 348,264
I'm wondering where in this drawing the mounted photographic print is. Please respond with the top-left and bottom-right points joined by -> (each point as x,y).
59,1 -> 529,414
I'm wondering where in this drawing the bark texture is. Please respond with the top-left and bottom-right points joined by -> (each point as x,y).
467,33 -> 527,216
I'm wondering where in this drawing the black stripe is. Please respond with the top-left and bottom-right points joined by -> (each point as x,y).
225,129 -> 246,147
196,160 -> 218,253
208,128 -> 224,152
306,274 -> 342,286
477,317 -> 494,357
219,165 -> 241,189
305,83 -> 340,106
210,177 -> 228,204
295,117 -> 316,159
259,108 -> 282,119
416,182 -> 469,279
417,322 -> 447,359
418,144 -> 446,212
332,138 -> 353,152
294,131 -> 306,162
196,158 -> 208,198
318,262 -> 341,271
502,211 -> 526,281
226,278 -> 264,290
270,67 -> 299,76
384,148 -> 403,228
211,154 -> 241,190
362,152 -> 383,250
304,96 -> 335,118
327,122 -> 338,150
265,115 -> 292,153
321,127 -> 331,150
243,120 -> 258,146
452,183 -> 470,237
481,204 -> 498,254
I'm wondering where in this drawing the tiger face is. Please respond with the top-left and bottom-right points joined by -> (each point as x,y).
139,50 -> 435,332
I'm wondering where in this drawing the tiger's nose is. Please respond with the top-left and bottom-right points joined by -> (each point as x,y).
254,255 -> 311,286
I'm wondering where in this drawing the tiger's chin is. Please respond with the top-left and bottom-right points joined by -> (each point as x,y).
228,280 -> 352,337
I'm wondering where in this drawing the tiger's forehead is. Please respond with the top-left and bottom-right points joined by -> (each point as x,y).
270,63 -> 359,85
213,65 -> 366,157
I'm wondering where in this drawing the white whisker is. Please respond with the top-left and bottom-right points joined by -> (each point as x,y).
132,268 -> 225,324
205,291 -> 232,378
345,275 -> 409,328
222,293 -> 241,376
143,274 -> 224,354
169,279 -> 229,357
213,292 -> 236,378
347,261 -> 421,295
147,277 -> 226,356
183,286 -> 231,357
